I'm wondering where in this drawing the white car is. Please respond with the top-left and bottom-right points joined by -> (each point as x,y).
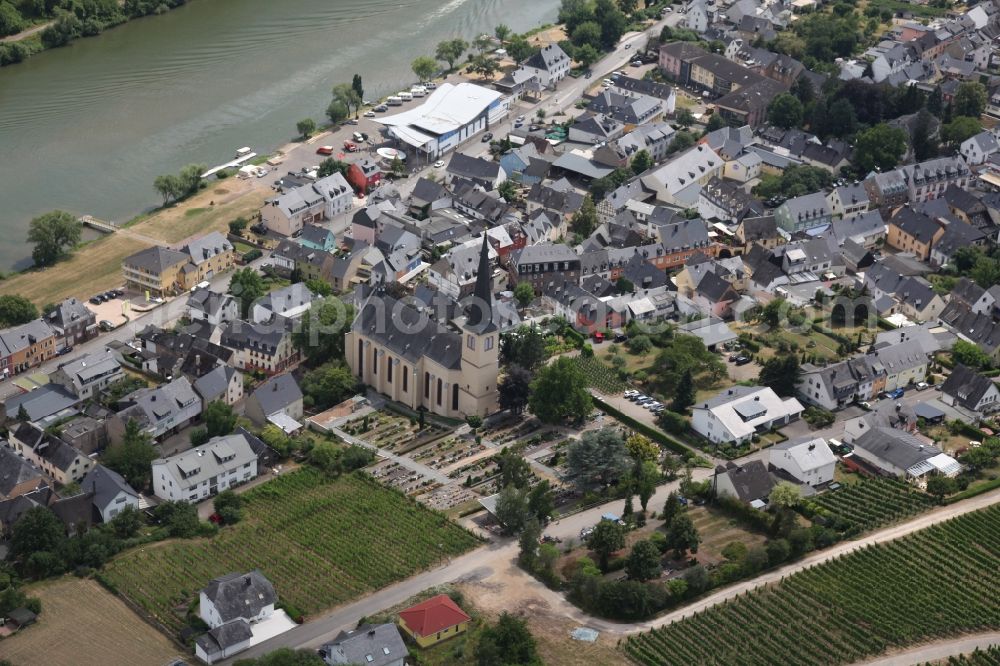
515,115 -> 525,123
915,382 -> 929,391
433,160 -> 444,168
364,111 -> 376,118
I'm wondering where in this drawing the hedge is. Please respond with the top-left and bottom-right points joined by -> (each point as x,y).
591,395 -> 693,458
944,476 -> 1000,504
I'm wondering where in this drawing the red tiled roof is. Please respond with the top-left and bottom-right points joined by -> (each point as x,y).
398,594 -> 471,636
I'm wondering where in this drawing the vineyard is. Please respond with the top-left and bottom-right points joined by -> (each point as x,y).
571,355 -> 629,394
102,469 -> 479,635
803,477 -> 934,533
623,505 -> 1000,666
930,646 -> 1000,665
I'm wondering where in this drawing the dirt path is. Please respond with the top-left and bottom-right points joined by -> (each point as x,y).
1,21 -> 53,43
855,633 -> 1000,665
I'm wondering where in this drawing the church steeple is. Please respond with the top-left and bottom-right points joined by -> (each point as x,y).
465,233 -> 496,333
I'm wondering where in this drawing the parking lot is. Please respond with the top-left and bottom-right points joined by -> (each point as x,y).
85,289 -> 130,331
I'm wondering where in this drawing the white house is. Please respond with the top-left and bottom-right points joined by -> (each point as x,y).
251,283 -> 315,324
195,570 -> 277,664
940,364 -> 1000,416
48,349 -> 123,400
768,436 -> 836,487
261,172 -> 353,237
151,433 -> 258,502
685,0 -> 712,32
188,287 -> 239,327
692,386 -> 804,445
81,464 -> 140,523
960,131 -> 999,166
827,183 -> 870,220
519,44 -> 571,88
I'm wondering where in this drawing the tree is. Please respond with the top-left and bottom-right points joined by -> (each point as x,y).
351,74 -> 364,101
926,474 -> 957,501
331,83 -> 362,117
941,116 -> 982,145
594,0 -> 627,48
952,340 -> 991,369
927,86 -> 943,117
757,354 -> 801,397
153,501 -> 200,538
853,123 -> 908,173
469,54 -> 499,79
662,491 -> 682,526
189,426 -> 209,446
300,361 -> 358,409
574,43 -> 600,70
296,118 -> 316,140
260,424 -> 293,457
565,427 -> 631,492
671,369 -> 695,413
769,481 -> 801,509
588,518 -> 626,571
475,612 -> 539,666
102,420 -> 157,490
494,485 -> 531,535
792,76 -> 814,106
625,434 -> 660,463
570,194 -> 599,238
10,507 -> 64,561
497,449 -> 532,489
631,149 -> 653,175
203,400 -> 236,438
326,99 -> 348,124
411,55 -> 437,82
530,357 -> 592,423
317,158 -> 349,178
664,512 -> 700,559
705,113 -> 727,132
953,81 -> 987,118
497,179 -> 520,204
500,325 -> 547,370
528,480 -> 555,522
912,109 -> 939,161
26,210 -> 80,267
507,35 -> 537,63
292,298 -> 355,365
960,446 -> 997,473
0,295 -> 37,327
213,490 -> 243,524
435,38 -> 468,70
494,24 -> 511,44
518,517 -> 542,569
514,282 -> 535,309
675,108 -> 695,128
571,20 -> 602,49
625,539 -> 663,582
767,93 -> 804,129
499,365 -> 533,415
228,267 -> 267,318
635,460 -> 659,512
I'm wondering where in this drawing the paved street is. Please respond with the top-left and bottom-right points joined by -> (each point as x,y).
855,633 -> 1000,666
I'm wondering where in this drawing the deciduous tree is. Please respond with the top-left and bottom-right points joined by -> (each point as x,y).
514,282 -> 535,309
0,295 -> 37,327
411,56 -> 437,82
529,357 -> 592,423
102,419 -> 157,490
625,539 -> 663,581
27,210 -> 80,267
228,267 -> 267,318
296,118 -> 316,139
499,365 -> 533,415
566,427 -> 631,491
853,123 -> 907,173
435,38 -> 468,70
664,512 -> 700,559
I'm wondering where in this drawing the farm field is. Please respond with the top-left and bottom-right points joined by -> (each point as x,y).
571,354 -> 629,393
102,468 -> 480,635
622,504 -> 1000,666
803,477 -> 935,533
0,577 -> 182,666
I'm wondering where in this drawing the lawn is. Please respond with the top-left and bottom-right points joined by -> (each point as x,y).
136,182 -> 266,245
687,505 -> 766,566
102,468 -> 480,636
0,577 -> 182,666
623,503 -> 1000,665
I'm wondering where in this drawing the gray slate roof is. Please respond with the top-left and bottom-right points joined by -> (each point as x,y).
201,570 -> 277,624
854,426 -> 942,472
81,464 -> 138,513
251,374 -> 302,416
0,444 -> 43,498
321,623 -> 409,666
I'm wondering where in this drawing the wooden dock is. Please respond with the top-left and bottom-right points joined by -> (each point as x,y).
79,215 -> 118,233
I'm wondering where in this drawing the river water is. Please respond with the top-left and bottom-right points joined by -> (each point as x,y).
0,0 -> 558,270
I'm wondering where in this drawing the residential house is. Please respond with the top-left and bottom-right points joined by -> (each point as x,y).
797,357 -> 881,411
188,287 -> 239,327
774,191 -> 832,233
827,183 -> 871,220
195,571 -> 277,664
397,594 -> 472,648
0,319 -> 57,377
886,207 -> 941,261
8,422 -> 93,485
261,173 -> 353,237
641,145 -> 723,207
769,436 -> 836,487
899,156 -> 971,204
109,376 -> 202,443
221,318 -> 299,375
697,177 -> 765,222
251,283 -> 315,324
508,244 -> 581,294
153,433 -> 259,502
869,338 -> 929,391
692,386 -> 804,445
891,276 -> 946,323
692,271 -> 740,319
298,225 -> 336,252
610,76 -> 677,116
828,210 -> 886,249
48,350 -> 123,400
712,460 -> 775,505
588,90 -> 665,126
320,624 -> 409,666
685,0 -> 712,32
80,464 -> 139,523
929,218 -> 987,268
245,373 -> 304,433
864,169 -> 910,213
659,41 -> 708,82
193,365 -> 244,408
940,363 -> 1000,416
122,233 -> 235,297
347,158 -> 382,195
408,178 -> 453,215
567,114 -> 625,145
0,445 -> 45,500
59,415 -> 108,456
853,427 -> 960,478
714,77 -> 788,127
735,215 -> 782,252
519,43 -> 571,88
960,130 -> 1000,165
44,297 -> 97,351
446,153 -> 506,190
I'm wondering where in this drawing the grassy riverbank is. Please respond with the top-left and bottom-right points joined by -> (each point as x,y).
0,181 -> 265,307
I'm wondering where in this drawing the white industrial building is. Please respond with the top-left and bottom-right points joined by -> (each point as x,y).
379,83 -> 508,159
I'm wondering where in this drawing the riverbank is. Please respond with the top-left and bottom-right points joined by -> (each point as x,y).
0,179 -> 265,307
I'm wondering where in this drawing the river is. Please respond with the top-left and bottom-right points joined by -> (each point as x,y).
0,0 -> 559,271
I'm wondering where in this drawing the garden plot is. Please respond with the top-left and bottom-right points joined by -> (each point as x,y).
410,435 -> 488,471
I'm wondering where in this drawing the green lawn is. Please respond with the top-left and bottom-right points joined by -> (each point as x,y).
102,469 -> 480,635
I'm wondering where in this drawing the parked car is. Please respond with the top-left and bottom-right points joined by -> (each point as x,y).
624,43 -> 631,49
57,346 -> 73,356
481,132 -> 493,142
631,60 -> 643,67
614,333 -> 628,343
592,332 -> 604,343
645,401 -> 662,410
374,104 -> 388,112
98,320 -> 116,332
888,388 -> 905,400
677,495 -> 689,506
89,296 -> 102,305
728,354 -> 740,362
734,356 -> 752,366
858,401 -> 873,410
433,160 -> 445,168
515,115 -> 525,123
364,111 -> 376,118
915,382 -> 929,391
540,535 -> 562,544
316,145 -> 334,155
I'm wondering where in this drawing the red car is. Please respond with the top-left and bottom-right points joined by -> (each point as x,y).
343,141 -> 359,152
316,145 -> 334,155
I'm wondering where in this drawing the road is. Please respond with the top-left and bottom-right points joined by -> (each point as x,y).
228,476 -> 1000,662
856,633 -> 1000,666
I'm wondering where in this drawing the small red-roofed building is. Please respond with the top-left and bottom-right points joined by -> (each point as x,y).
397,594 -> 471,647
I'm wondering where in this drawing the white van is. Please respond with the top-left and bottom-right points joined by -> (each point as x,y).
386,96 -> 403,106
398,91 -> 413,101
410,86 -> 426,97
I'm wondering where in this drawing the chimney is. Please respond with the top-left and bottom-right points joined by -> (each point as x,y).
245,576 -> 252,587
